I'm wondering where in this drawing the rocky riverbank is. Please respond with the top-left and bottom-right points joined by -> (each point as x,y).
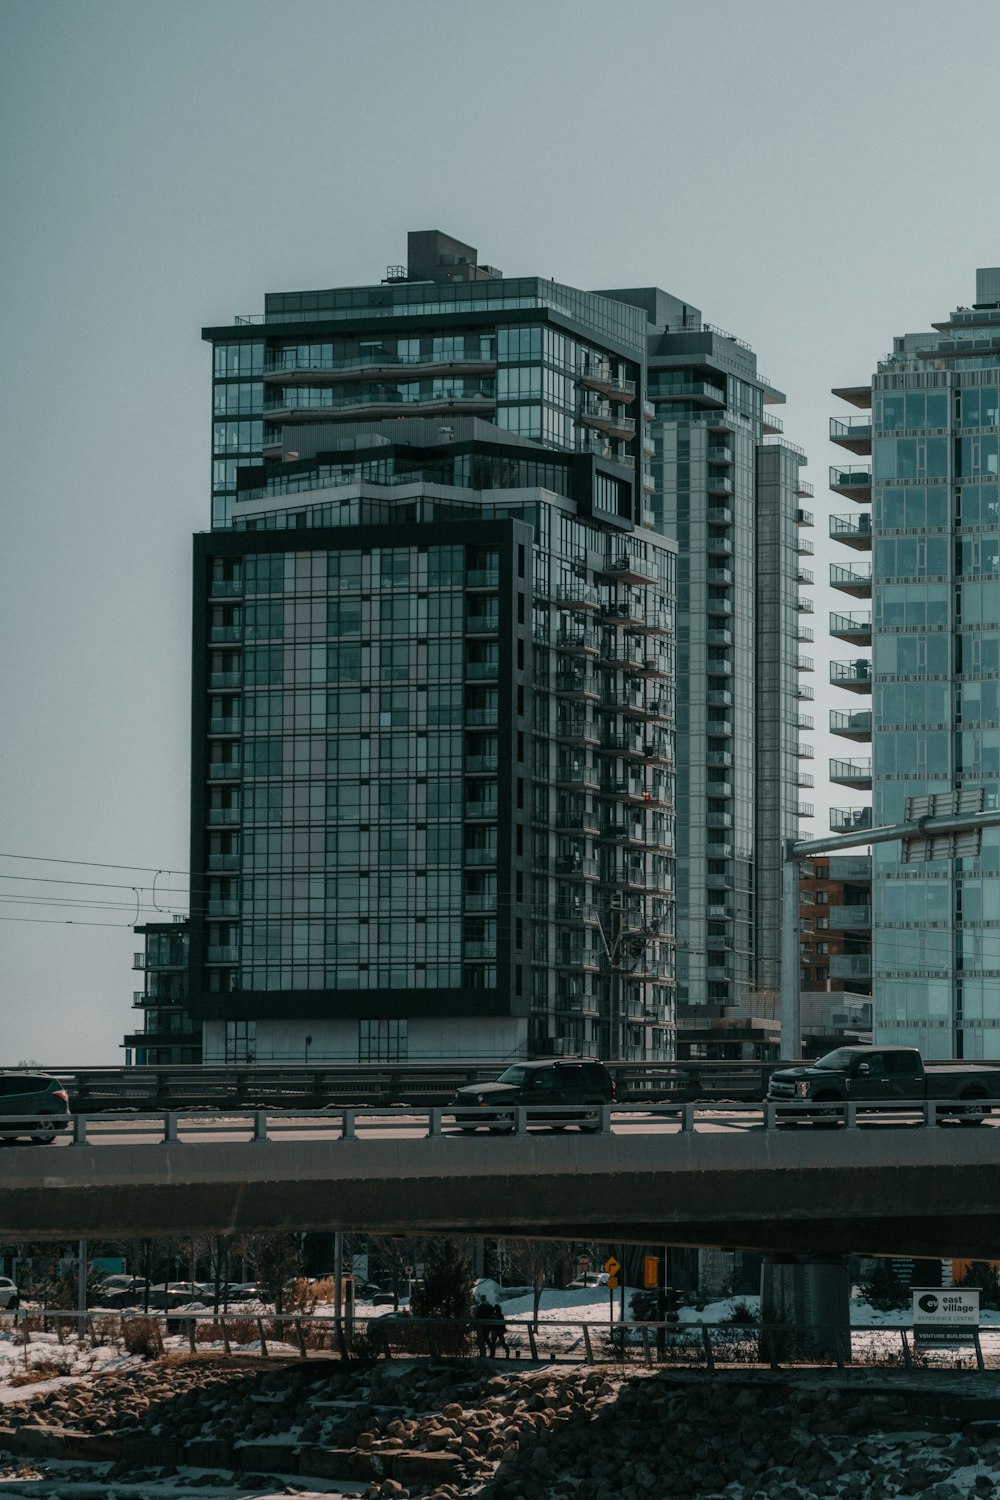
1,1355 -> 999,1498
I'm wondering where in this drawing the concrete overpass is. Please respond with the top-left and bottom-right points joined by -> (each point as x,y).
4,1127 -> 1000,1258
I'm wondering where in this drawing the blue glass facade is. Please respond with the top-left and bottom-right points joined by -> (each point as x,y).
830,269 -> 1000,1057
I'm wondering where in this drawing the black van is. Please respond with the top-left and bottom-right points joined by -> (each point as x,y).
448,1059 -> 615,1133
0,1073 -> 71,1144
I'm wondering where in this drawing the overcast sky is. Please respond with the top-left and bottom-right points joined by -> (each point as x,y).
2,0 -> 999,1066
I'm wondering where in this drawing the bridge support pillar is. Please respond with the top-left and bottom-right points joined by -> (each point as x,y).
759,1254 -> 850,1364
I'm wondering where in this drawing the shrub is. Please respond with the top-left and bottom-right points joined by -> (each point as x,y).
724,1300 -> 759,1326
121,1316 -> 163,1360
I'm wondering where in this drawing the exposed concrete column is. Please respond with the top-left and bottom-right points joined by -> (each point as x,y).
759,1253 -> 850,1363
780,852 -> 801,1061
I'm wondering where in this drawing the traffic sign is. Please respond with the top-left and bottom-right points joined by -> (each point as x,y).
578,1254 -> 590,1272
607,1276 -> 620,1290
604,1256 -> 620,1277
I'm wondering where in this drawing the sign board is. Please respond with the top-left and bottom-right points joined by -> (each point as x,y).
351,1255 -> 369,1282
604,1256 -> 620,1277
578,1255 -> 590,1273
607,1276 -> 619,1290
912,1288 -> 979,1342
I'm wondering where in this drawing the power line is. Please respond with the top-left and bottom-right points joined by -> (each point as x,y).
0,852 -> 189,877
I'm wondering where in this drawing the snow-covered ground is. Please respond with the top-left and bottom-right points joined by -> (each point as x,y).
2,1290 -> 1000,1498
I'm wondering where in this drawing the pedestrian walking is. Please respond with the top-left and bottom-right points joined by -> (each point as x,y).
490,1300 -> 510,1357
474,1295 -> 492,1356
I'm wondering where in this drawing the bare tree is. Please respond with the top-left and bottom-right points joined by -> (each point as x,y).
499,1239 -> 550,1331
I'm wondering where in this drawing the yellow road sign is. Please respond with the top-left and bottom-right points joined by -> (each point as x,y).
607,1276 -> 620,1289
604,1256 -> 620,1276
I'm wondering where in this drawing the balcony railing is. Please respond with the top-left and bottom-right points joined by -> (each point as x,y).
829,806 -> 873,833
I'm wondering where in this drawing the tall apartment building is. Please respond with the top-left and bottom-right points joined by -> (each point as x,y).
598,291 -> 815,1041
193,233 -> 676,1065
830,267 -> 1000,1058
124,918 -> 198,1064
174,231 -> 811,1067
799,854 -> 872,1051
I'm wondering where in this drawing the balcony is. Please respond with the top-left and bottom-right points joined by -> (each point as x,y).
707,628 -> 733,647
209,671 -> 242,690
466,609 -> 500,634
466,658 -> 499,680
762,412 -> 783,435
829,416 -> 873,455
707,474 -> 734,498
707,445 -> 734,467
556,810 -> 601,835
830,562 -> 872,598
707,655 -> 733,677
830,659 -> 872,693
556,626 -> 598,655
798,655 -> 814,673
796,507 -> 814,527
830,806 -> 873,834
555,669 -> 599,700
605,555 -> 659,587
555,764 -> 600,791
555,583 -> 601,611
797,742 -> 814,759
208,762 -> 241,780
466,754 -> 499,774
829,513 -> 872,550
830,611 -> 872,647
263,350 -> 498,383
707,719 -> 734,738
465,799 -> 499,821
830,952 -> 873,982
556,714 -> 599,745
464,846 -> 498,866
830,757 -> 873,790
651,381 -> 726,406
209,717 -> 240,735
797,596 -> 814,612
707,597 -> 733,617
831,383 -> 872,410
707,534 -> 734,558
466,568 -> 500,589
264,388 -> 497,424
829,465 -> 872,503
828,904 -> 873,931
708,781 -> 734,800
830,709 -> 872,742
707,505 -> 733,527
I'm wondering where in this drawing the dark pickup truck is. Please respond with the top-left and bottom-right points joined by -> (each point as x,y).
766,1045 -> 1000,1125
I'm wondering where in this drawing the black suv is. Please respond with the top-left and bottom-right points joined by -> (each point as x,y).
0,1073 -> 71,1144
448,1060 -> 615,1133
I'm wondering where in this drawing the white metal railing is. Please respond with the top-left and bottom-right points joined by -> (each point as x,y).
16,1096 -> 995,1149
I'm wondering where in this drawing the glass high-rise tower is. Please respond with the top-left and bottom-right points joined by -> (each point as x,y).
830,267 -> 1000,1058
171,231 -> 813,1068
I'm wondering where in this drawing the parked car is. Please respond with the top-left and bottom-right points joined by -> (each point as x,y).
448,1060 -> 615,1133
566,1272 -> 609,1289
0,1277 -> 19,1310
0,1073 -> 70,1144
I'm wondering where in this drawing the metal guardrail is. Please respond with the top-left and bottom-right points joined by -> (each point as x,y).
42,1061 -> 787,1113
12,1097 -> 993,1148
2,1309 -> 988,1372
